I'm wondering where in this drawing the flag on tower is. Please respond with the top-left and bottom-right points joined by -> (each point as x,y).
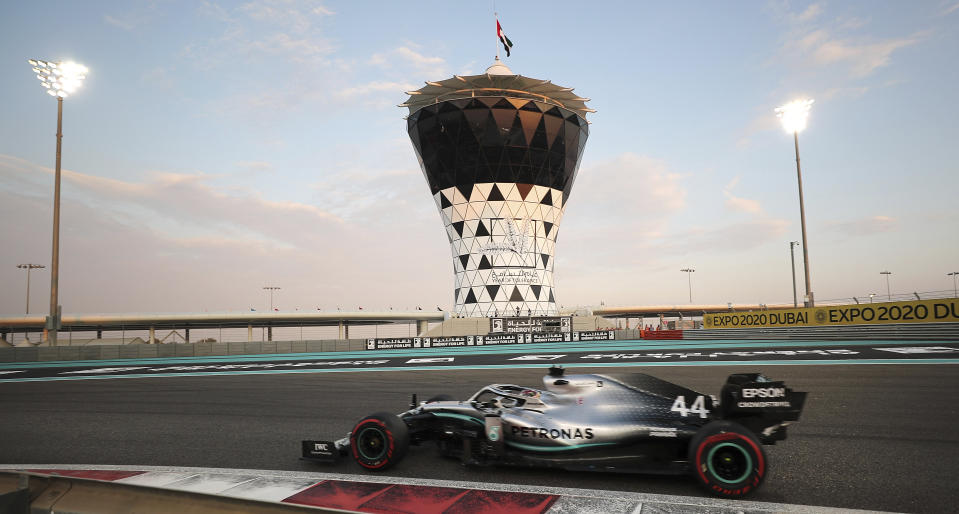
497,20 -> 513,57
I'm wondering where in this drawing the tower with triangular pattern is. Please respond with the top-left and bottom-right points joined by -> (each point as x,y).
402,58 -> 593,317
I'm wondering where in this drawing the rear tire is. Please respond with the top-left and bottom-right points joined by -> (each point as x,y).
688,421 -> 766,498
350,412 -> 409,471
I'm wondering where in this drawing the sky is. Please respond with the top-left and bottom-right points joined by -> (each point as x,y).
1,0 -> 957,316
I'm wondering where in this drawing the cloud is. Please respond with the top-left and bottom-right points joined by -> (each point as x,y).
943,2 -> 959,16
557,153 -> 687,271
736,111 -> 782,148
654,218 -> 790,257
825,215 -> 897,237
572,153 -> 686,214
0,154 -> 343,249
234,161 -> 274,174
723,176 -> 763,214
190,0 -> 336,68
245,32 -> 334,61
795,2 -> 824,22
811,34 -> 920,78
0,153 -> 451,314
103,3 -> 164,31
370,45 -> 449,78
239,0 -> 334,33
103,14 -> 136,31
336,80 -> 417,104
820,85 -> 870,100
140,67 -> 177,91
777,7 -> 924,80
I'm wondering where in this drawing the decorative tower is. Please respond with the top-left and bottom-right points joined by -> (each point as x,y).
402,59 -> 592,317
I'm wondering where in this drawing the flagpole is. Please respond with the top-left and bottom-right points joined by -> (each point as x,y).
494,12 -> 499,60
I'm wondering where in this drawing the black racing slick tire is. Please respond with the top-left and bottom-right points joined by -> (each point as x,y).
350,412 -> 409,471
688,421 -> 767,498
426,394 -> 454,403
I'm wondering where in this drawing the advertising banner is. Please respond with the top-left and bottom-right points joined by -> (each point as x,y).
702,298 -> 959,329
427,336 -> 475,347
573,330 -> 616,341
366,330 -> 628,350
366,338 -> 425,350
477,334 -> 522,345
526,332 -> 572,343
489,316 -> 573,334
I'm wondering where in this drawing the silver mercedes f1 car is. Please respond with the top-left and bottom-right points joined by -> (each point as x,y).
302,366 -> 806,498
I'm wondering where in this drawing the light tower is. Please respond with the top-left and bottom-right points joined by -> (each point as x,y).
776,98 -> 814,307
28,59 -> 88,345
402,59 -> 592,317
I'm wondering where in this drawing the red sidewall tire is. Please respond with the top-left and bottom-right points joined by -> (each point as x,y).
350,412 -> 409,471
689,421 -> 766,498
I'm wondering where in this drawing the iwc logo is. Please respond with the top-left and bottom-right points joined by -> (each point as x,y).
814,309 -> 827,324
487,425 -> 501,441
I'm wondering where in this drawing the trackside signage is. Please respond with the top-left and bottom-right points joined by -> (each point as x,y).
573,330 -> 615,341
702,298 -> 959,329
366,330 -> 615,349
478,334 -> 523,345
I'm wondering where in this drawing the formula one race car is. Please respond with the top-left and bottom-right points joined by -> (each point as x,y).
302,366 -> 806,498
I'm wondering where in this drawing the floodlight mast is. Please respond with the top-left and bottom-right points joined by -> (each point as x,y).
880,271 -> 892,301
28,59 -> 87,346
776,99 -> 814,307
680,268 -> 695,303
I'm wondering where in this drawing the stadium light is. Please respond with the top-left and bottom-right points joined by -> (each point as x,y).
680,268 -> 695,303
16,264 -> 45,315
880,271 -> 892,301
29,59 -> 88,98
776,99 -> 815,307
28,59 -> 88,346
263,286 -> 281,311
17,264 -> 45,343
948,272 -> 958,298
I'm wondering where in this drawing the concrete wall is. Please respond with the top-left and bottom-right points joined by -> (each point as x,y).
0,339 -> 368,363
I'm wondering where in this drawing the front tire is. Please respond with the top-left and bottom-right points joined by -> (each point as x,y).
688,421 -> 766,498
350,412 -> 409,471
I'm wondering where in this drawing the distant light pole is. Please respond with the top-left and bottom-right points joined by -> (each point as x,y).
789,241 -> 800,308
17,264 -> 45,314
17,264 -> 45,343
680,268 -> 695,303
263,286 -> 280,311
869,293 -> 876,303
776,99 -> 815,307
948,272 -> 958,298
28,59 -> 88,346
880,271 -> 892,301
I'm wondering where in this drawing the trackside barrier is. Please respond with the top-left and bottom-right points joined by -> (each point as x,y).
365,330 -> 617,350
0,339 -> 367,364
703,298 -> 959,329
2,324 -> 956,364
682,322 -> 959,341
639,330 -> 684,340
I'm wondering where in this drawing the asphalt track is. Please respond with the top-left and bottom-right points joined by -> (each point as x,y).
1,340 -> 958,513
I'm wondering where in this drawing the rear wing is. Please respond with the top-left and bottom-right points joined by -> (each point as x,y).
718,373 -> 807,443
